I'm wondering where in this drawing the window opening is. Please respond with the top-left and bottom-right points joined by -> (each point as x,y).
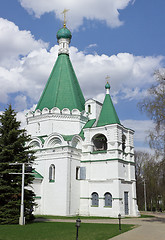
76,167 -> 80,180
93,134 -> 107,151
88,105 -> 91,114
104,192 -> 112,207
122,134 -> 126,152
49,164 -> 55,182
91,192 -> 99,206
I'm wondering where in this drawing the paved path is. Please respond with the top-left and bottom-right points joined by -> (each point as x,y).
109,212 -> 165,240
35,212 -> 165,240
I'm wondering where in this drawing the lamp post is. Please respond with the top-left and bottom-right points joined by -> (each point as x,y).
118,213 -> 121,231
20,163 -> 25,225
9,162 -> 33,225
75,218 -> 81,240
143,178 -> 147,211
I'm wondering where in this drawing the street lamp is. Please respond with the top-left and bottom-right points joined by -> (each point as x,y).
118,213 -> 121,231
75,218 -> 81,240
9,162 -> 33,225
143,178 -> 147,211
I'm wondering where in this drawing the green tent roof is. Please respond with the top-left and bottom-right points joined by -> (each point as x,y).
36,53 -> 85,112
97,94 -> 120,127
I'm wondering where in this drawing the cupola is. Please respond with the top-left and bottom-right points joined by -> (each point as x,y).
57,24 -> 72,55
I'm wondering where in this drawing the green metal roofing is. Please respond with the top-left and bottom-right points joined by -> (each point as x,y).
97,94 -> 120,127
32,170 -> 44,179
83,119 -> 96,129
56,27 -> 72,40
79,119 -> 96,139
38,135 -> 47,144
36,53 -> 85,111
62,135 -> 74,141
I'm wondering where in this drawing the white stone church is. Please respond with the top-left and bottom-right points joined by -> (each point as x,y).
26,24 -> 139,217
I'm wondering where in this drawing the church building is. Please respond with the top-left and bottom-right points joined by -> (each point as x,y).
26,23 -> 139,217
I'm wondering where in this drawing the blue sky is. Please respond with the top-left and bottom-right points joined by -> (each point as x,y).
0,0 -> 164,152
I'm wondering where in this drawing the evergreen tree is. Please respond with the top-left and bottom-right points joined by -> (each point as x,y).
0,105 -> 35,224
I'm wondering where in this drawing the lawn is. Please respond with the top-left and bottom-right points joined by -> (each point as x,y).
0,222 -> 134,240
35,214 -> 155,220
35,215 -> 117,220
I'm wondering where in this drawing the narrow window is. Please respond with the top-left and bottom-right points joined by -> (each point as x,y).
88,105 -> 91,113
122,134 -> 126,152
49,164 -> 55,182
76,167 -> 80,180
91,192 -> 99,206
104,192 -> 112,207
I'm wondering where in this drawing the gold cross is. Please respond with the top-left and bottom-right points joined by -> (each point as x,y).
105,75 -> 110,83
61,9 -> 70,27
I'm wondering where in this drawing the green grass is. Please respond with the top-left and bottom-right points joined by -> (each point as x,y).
139,214 -> 155,218
0,222 -> 135,240
35,214 -> 155,220
35,215 -> 117,220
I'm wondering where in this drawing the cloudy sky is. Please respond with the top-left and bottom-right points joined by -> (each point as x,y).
0,0 -> 164,152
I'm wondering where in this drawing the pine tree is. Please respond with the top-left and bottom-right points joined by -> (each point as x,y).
0,105 -> 35,224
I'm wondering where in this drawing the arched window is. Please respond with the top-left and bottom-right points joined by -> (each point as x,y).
49,164 -> 55,182
92,134 -> 107,151
88,105 -> 91,113
91,192 -> 99,206
104,192 -> 112,207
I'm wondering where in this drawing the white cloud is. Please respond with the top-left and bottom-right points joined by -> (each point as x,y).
86,44 -> 97,49
14,95 -> 28,111
0,18 -> 48,68
19,0 -> 133,30
0,18 -> 164,113
0,43 -> 163,106
70,50 -> 164,101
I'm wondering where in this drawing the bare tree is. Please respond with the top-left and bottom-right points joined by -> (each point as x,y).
138,69 -> 165,157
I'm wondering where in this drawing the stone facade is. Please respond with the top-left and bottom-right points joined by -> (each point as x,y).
26,99 -> 138,217
26,25 -> 139,217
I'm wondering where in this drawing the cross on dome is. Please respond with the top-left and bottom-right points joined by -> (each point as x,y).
61,9 -> 70,28
105,76 -> 111,94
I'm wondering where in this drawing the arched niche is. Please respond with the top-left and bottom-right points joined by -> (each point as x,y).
62,108 -> 70,115
72,109 -> 80,115
28,138 -> 42,149
71,135 -> 82,149
51,107 -> 60,114
44,133 -> 64,148
34,109 -> 41,116
42,108 -> 49,114
92,134 -> 107,151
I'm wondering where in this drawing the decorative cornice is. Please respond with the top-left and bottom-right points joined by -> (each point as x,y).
81,158 -> 135,165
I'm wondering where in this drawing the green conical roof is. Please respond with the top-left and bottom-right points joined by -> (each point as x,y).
97,92 -> 120,127
36,53 -> 85,111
